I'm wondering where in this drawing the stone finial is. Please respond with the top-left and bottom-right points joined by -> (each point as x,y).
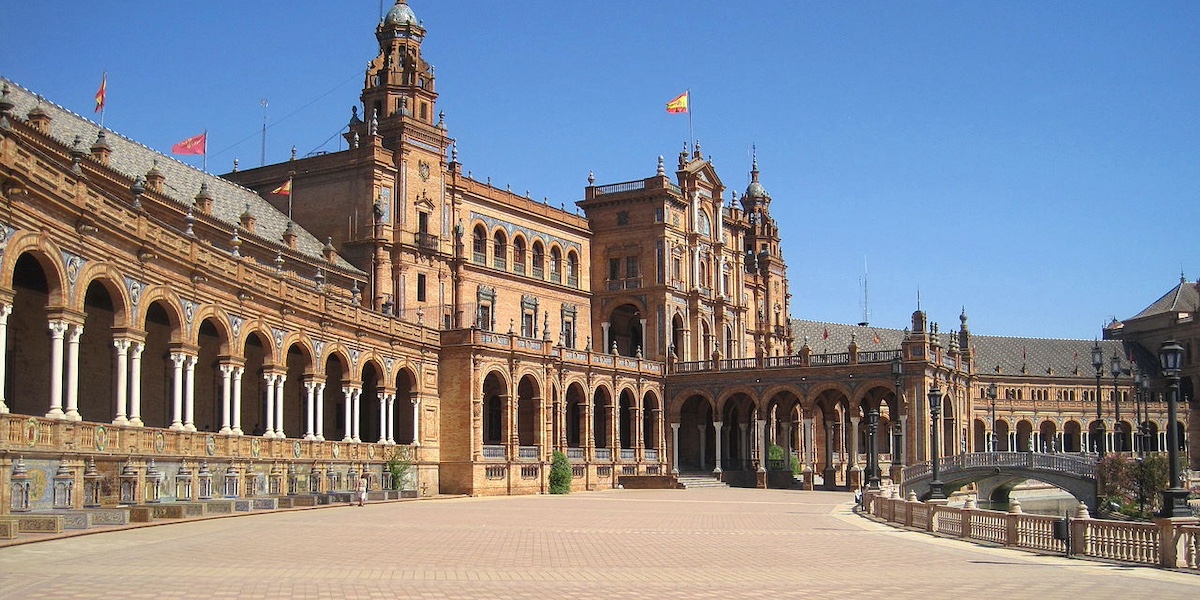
273,251 -> 284,273
282,221 -> 298,249
232,158 -> 239,172
964,496 -> 977,510
229,227 -> 241,258
1008,498 -> 1022,513
184,206 -> 195,237
610,340 -> 618,355
906,490 -> 917,502
188,181 -> 212,213
322,237 -> 336,262
90,130 -> 112,165
587,170 -> 595,186
1075,501 -> 1090,519
657,155 -> 665,176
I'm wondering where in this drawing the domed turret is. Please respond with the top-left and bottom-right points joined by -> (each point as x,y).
740,147 -> 770,211
383,1 -> 417,26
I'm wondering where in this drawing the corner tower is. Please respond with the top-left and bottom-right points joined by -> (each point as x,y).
357,0 -> 444,147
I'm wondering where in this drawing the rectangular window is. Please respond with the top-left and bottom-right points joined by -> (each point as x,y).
522,312 -> 535,338
416,273 -> 427,302
609,258 -> 620,281
478,304 -> 492,331
626,256 -> 639,279
418,212 -> 429,233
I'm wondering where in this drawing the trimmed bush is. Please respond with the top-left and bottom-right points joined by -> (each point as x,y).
549,451 -> 572,494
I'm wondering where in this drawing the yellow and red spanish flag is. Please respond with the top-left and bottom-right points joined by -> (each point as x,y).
171,132 -> 207,155
270,179 -> 292,196
666,91 -> 689,114
94,73 -> 107,113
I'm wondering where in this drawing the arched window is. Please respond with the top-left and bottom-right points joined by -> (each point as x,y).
532,241 -> 545,279
512,236 -> 527,275
549,247 -> 562,284
493,231 -> 507,270
472,226 -> 487,264
567,251 -> 580,287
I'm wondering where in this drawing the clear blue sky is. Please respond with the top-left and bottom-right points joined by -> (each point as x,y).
3,1 -> 1198,340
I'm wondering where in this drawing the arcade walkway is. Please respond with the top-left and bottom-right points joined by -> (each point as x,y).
0,488 -> 1195,598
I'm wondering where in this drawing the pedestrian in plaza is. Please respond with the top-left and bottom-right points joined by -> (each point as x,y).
356,474 -> 368,507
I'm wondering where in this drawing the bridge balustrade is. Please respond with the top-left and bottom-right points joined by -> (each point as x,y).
864,491 -> 1196,570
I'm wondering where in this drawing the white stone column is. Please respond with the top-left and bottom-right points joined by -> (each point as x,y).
849,416 -> 861,469
352,387 -> 363,443
303,381 -> 316,441
315,382 -> 326,442
412,396 -> 422,446
274,374 -> 286,439
129,342 -> 144,426
262,373 -> 277,438
713,420 -> 724,474
113,339 -> 130,425
670,422 -> 681,474
231,366 -> 244,435
183,355 -> 197,432
757,419 -> 767,472
342,386 -> 354,442
169,352 -> 185,430
378,392 -> 388,444
0,304 -> 10,413
638,318 -> 647,355
64,324 -> 83,421
601,322 -> 611,353
385,394 -> 396,444
46,320 -> 68,419
219,365 -> 233,434
803,417 -> 814,469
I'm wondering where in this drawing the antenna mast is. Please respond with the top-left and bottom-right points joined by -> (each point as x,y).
858,256 -> 870,327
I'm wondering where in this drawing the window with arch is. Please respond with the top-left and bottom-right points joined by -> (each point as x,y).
512,236 -> 527,275
492,230 -> 507,270
472,225 -> 487,264
532,241 -> 545,279
549,246 -> 562,284
566,251 -> 579,288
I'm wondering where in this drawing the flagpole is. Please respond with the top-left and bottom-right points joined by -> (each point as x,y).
687,89 -> 694,153
98,71 -> 107,128
202,128 -> 208,172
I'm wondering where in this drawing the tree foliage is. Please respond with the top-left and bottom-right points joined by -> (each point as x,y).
549,450 -> 572,494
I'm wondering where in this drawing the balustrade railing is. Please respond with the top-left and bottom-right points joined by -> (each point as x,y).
482,445 -> 506,460
518,446 -> 539,460
644,449 -> 659,461
620,449 -> 636,461
566,447 -> 585,461
864,491 -> 1194,570
594,448 -> 612,461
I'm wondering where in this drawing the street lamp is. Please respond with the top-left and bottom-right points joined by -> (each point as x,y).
986,382 -> 998,452
1133,367 -> 1146,456
1157,340 -> 1189,518
866,407 -> 880,490
1140,372 -> 1151,454
1110,353 -> 1123,452
1091,341 -> 1105,456
928,383 -> 946,500
891,357 -> 904,476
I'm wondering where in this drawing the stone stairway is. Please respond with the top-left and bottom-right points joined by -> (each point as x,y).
677,472 -> 730,489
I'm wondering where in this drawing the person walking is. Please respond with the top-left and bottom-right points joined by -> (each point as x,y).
356,475 -> 368,507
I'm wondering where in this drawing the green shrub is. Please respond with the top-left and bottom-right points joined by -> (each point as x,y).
549,451 -> 572,494
387,447 -> 411,491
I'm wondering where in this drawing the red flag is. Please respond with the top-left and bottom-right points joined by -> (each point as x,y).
94,73 -> 107,113
172,132 -> 207,155
822,327 -> 829,340
270,179 -> 292,196
872,331 -> 881,345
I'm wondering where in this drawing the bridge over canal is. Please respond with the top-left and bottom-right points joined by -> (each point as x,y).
902,452 -> 1100,510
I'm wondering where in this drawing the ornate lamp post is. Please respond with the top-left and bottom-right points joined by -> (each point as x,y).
1157,340 -> 1190,518
866,406 -> 880,490
1091,341 -> 1105,456
928,383 -> 946,500
890,357 -> 904,482
1110,353 -> 1123,452
1133,367 -> 1145,456
986,382 -> 998,452
1140,372 -> 1151,454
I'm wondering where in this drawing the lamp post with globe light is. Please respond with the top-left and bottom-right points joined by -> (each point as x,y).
1091,341 -> 1105,456
928,383 -> 946,500
1158,341 -> 1190,518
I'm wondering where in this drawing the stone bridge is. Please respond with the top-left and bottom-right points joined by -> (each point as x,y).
902,452 -> 1099,511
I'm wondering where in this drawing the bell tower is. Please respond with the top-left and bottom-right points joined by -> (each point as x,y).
358,0 -> 442,147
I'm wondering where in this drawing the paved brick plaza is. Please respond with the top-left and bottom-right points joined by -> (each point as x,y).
1,488 -> 1197,599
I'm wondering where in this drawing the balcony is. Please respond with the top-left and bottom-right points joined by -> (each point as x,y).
606,277 -> 642,291
414,232 -> 438,251
482,445 -> 505,460
594,448 -> 612,461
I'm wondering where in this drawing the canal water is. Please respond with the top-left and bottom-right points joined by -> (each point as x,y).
953,485 -> 1079,517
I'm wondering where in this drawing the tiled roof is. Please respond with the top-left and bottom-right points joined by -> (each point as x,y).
792,318 -> 1135,379
1126,278 -> 1197,321
1,78 -> 362,274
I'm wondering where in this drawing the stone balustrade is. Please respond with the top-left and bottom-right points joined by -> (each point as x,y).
865,489 -> 1199,569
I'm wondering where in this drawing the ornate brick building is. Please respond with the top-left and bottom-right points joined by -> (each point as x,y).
0,1 -> 1186,519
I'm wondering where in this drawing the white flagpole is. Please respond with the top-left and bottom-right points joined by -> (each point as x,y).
202,128 -> 208,172
687,89 -> 694,153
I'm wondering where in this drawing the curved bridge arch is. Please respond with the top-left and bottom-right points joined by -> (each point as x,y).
902,452 -> 1099,511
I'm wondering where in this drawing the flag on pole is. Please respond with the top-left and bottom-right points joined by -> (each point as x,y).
666,91 -> 689,114
172,132 -> 207,155
94,73 -> 107,113
271,179 -> 292,196
822,327 -> 829,340
872,331 -> 881,345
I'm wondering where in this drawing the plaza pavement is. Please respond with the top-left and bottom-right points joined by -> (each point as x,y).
0,487 -> 1197,599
